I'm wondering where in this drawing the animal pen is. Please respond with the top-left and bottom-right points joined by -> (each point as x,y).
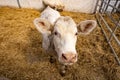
0,0 -> 120,80
95,0 -> 120,65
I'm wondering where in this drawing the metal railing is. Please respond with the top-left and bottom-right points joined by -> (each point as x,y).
17,0 -> 21,8
95,0 -> 120,65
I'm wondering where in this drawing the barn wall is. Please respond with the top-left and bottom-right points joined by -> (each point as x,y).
0,0 -> 45,10
62,0 -> 97,13
0,0 -> 18,8
0,0 -> 97,13
19,0 -> 45,10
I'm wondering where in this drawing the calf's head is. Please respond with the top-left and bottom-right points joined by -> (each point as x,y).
34,16 -> 97,65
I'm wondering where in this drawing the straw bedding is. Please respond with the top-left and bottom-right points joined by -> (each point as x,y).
0,7 -> 120,80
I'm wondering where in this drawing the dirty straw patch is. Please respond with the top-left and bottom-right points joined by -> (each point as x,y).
0,7 -> 120,80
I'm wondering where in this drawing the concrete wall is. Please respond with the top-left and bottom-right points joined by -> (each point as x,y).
62,0 -> 97,13
0,0 -> 97,13
0,0 -> 45,10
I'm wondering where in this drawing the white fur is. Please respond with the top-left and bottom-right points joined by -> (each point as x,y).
43,0 -> 64,10
53,16 -> 77,64
43,0 -> 63,6
33,7 -> 97,65
41,6 -> 60,25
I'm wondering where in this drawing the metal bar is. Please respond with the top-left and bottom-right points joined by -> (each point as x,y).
99,13 -> 120,46
95,15 -> 109,41
99,0 -> 105,13
108,41 -> 120,65
102,0 -> 107,13
117,3 -> 120,13
104,0 -> 111,12
17,0 -> 21,8
112,0 -> 119,12
93,0 -> 99,13
109,24 -> 118,42
95,14 -> 120,65
103,1 -> 120,11
105,13 -> 120,41
106,12 -> 120,27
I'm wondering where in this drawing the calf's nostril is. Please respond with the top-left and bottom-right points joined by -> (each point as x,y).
72,55 -> 76,59
62,54 -> 67,60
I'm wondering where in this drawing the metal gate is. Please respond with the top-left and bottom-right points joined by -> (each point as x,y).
95,0 -> 120,65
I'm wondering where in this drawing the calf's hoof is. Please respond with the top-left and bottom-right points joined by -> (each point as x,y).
60,70 -> 66,76
59,65 -> 68,76
49,56 -> 56,63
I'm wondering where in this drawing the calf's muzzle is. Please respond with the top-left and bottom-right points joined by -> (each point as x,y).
61,52 -> 77,64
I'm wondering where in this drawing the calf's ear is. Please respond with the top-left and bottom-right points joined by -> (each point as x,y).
77,20 -> 97,35
33,18 -> 52,50
33,18 -> 52,34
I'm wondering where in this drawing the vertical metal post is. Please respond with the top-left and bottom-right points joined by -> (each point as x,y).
93,0 -> 99,13
112,0 -> 118,12
17,0 -> 21,8
99,0 -> 104,13
104,0 -> 111,12
95,0 -> 120,65
101,0 -> 106,13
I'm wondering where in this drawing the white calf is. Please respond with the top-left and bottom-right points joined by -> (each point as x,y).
43,0 -> 64,11
33,6 -> 97,65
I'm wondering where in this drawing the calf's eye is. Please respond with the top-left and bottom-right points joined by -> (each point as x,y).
54,32 -> 58,35
75,32 -> 78,35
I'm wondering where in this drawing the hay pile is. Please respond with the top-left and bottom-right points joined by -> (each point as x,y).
0,7 -> 120,80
